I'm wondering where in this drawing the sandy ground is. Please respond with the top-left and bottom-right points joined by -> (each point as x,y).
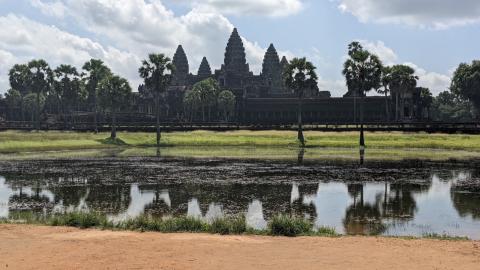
0,225 -> 479,270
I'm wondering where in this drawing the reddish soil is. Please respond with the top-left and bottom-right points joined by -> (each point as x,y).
0,225 -> 479,270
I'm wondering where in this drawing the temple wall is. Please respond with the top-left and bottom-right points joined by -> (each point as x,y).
242,97 -> 389,123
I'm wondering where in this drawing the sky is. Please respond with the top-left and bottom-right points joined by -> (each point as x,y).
0,0 -> 479,97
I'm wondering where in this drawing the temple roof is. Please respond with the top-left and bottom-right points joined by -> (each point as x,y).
223,28 -> 249,73
198,57 -> 212,79
262,44 -> 281,76
172,45 -> 189,76
280,56 -> 289,68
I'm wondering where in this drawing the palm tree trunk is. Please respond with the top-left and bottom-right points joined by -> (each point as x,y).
297,96 -> 305,147
353,94 -> 357,124
395,92 -> 399,122
384,92 -> 390,121
111,111 -> 117,139
156,95 -> 161,147
360,96 -> 365,147
36,92 -> 40,131
94,96 -> 98,134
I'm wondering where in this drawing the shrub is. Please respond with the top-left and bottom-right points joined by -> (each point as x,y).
268,215 -> 312,237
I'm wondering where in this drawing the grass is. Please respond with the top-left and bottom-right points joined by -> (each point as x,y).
0,130 -> 480,159
1,212 -> 336,237
1,212 -> 470,241
422,233 -> 470,241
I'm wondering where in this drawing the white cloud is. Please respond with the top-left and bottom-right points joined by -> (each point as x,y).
337,0 -> 480,29
49,0 -> 288,73
404,62 -> 451,95
0,14 -> 141,92
358,40 -> 398,65
0,0 -> 296,93
0,49 -> 16,93
183,0 -> 303,17
30,0 -> 66,18
318,77 -> 347,97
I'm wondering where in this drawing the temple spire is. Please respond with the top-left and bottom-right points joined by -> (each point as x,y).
197,57 -> 212,80
223,28 -> 249,74
172,45 -> 189,86
280,56 -> 289,69
262,44 -> 281,76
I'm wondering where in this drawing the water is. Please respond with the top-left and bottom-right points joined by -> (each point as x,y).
0,162 -> 479,239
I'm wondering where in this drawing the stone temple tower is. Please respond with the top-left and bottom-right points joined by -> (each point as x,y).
219,28 -> 251,92
197,57 -> 212,81
172,45 -> 189,86
262,44 -> 284,95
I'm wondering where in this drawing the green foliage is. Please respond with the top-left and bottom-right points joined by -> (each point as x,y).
209,216 -> 247,235
316,226 -> 339,237
49,212 -> 110,229
431,91 -> 475,121
138,54 -> 174,99
451,60 -> 480,117
389,65 -> 418,94
184,78 -> 222,121
268,215 -> 313,237
342,42 -> 383,97
53,64 -> 86,113
22,93 -> 45,119
99,137 -> 127,145
8,64 -> 32,96
97,74 -> 132,113
217,90 -> 236,121
5,88 -> 22,108
82,59 -> 111,105
422,233 -> 469,241
284,57 -> 318,98
28,59 -> 53,96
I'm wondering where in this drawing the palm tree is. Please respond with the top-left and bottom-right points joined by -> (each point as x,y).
377,66 -> 392,121
217,90 -> 236,121
28,59 -> 53,130
97,74 -> 132,139
389,65 -> 418,121
138,54 -> 174,147
82,59 -> 112,133
342,42 -> 382,147
54,65 -> 85,129
284,57 -> 318,147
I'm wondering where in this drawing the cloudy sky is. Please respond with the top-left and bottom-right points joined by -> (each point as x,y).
0,0 -> 479,97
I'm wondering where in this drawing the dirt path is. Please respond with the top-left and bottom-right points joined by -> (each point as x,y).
0,225 -> 479,270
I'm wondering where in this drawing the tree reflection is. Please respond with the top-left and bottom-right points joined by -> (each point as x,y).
343,184 -> 386,235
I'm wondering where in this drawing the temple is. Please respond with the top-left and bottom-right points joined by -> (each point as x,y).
135,28 -> 425,123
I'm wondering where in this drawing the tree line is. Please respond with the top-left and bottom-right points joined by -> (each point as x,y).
1,44 -> 479,147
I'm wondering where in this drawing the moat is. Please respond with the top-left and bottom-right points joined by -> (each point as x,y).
0,152 -> 479,239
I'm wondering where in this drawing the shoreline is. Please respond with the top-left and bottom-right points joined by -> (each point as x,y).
1,224 -> 478,270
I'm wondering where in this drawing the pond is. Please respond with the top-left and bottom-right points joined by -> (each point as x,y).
0,155 -> 479,239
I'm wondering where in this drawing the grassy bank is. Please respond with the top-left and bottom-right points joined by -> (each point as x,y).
1,130 -> 480,154
2,212 -> 338,237
1,212 -> 469,240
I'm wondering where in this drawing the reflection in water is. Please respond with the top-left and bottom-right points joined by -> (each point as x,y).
290,183 -> 300,204
109,184 -> 156,222
1,171 -> 480,239
187,198 -> 202,219
246,200 -> 267,230
186,198 -> 223,222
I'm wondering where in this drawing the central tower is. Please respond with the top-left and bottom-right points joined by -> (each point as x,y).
218,28 -> 252,94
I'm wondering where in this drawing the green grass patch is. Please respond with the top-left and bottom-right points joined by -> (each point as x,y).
268,215 -> 313,237
1,130 -> 480,160
98,137 -> 127,146
422,233 -> 470,241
